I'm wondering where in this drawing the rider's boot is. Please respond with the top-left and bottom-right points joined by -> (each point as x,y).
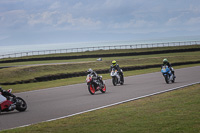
172,71 -> 176,78
8,104 -> 16,111
99,83 -> 104,89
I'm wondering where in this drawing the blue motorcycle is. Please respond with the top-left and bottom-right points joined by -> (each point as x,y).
161,65 -> 175,84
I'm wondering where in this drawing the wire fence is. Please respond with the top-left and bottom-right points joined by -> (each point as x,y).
0,41 -> 199,59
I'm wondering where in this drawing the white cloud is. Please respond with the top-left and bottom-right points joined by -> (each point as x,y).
104,0 -> 123,8
0,0 -> 24,4
0,0 -> 200,45
56,13 -> 102,30
166,17 -> 180,26
49,2 -> 61,10
189,4 -> 200,13
0,10 -> 27,28
110,19 -> 156,29
73,2 -> 83,9
28,11 -> 58,26
27,11 -> 101,30
0,35 -> 9,41
186,17 -> 200,25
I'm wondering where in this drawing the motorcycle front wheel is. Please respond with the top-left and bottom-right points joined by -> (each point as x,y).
100,84 -> 106,93
172,74 -> 175,83
88,84 -> 95,95
15,97 -> 27,112
164,75 -> 169,84
112,77 -> 117,86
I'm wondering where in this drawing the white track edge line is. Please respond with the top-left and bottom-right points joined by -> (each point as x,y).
3,81 -> 200,131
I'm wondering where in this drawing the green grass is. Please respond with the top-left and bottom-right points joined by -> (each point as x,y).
0,51 -> 200,83
2,83 -> 199,133
0,45 -> 200,93
1,45 -> 199,62
0,50 -> 200,67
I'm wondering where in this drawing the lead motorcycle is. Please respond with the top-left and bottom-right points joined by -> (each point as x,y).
161,65 -> 175,84
0,89 -> 27,113
110,68 -> 124,86
86,74 -> 106,95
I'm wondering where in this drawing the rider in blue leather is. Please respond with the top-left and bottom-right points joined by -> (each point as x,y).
162,59 -> 176,78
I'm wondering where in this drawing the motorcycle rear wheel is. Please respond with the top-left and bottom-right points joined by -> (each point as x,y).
88,84 -> 95,95
16,97 -> 27,112
120,75 -> 124,85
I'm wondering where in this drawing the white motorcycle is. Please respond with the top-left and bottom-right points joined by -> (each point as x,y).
110,68 -> 124,86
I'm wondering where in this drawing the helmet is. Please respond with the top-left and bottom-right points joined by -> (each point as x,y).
87,68 -> 93,74
112,60 -> 116,66
163,58 -> 168,64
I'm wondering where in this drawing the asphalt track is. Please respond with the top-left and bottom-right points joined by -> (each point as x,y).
0,66 -> 200,130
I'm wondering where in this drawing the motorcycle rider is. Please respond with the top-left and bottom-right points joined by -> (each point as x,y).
162,58 -> 176,78
0,87 -> 16,111
87,68 -> 103,89
110,60 -> 123,81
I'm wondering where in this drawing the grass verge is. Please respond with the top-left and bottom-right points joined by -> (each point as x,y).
0,51 -> 200,83
1,45 -> 199,62
0,45 -> 199,92
1,83 -> 199,133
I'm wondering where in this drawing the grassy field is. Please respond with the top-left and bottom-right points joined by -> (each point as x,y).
0,45 -> 199,132
1,45 -> 199,62
1,51 -> 200,83
1,83 -> 199,133
0,45 -> 200,92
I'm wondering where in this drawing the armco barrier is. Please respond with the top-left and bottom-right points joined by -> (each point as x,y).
1,60 -> 200,85
0,47 -> 200,64
1,41 -> 199,59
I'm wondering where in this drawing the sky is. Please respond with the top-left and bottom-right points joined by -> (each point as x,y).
0,0 -> 200,46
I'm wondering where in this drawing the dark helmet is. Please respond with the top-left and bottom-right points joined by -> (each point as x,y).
87,68 -> 93,74
163,58 -> 168,64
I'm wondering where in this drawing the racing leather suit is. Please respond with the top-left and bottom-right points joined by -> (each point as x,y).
162,62 -> 175,76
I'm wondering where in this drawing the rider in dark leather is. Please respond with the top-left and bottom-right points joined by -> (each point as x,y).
87,68 -> 103,89
110,60 -> 121,72
0,87 -> 16,111
110,60 -> 123,81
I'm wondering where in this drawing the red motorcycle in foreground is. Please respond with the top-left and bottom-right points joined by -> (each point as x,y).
0,89 -> 27,113
86,74 -> 106,95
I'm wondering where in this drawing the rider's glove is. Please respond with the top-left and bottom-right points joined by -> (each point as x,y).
11,93 -> 16,98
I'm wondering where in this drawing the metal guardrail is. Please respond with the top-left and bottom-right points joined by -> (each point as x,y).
0,41 -> 199,59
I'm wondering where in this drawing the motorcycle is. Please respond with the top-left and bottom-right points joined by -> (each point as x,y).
0,89 -> 27,113
161,65 -> 175,84
110,68 -> 124,86
86,74 -> 106,95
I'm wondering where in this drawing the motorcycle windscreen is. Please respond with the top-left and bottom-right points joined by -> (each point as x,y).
0,94 -> 7,104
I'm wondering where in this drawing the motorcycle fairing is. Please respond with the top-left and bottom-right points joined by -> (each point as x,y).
0,100 -> 13,110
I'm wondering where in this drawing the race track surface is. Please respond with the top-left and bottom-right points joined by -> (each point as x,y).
0,66 -> 200,130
